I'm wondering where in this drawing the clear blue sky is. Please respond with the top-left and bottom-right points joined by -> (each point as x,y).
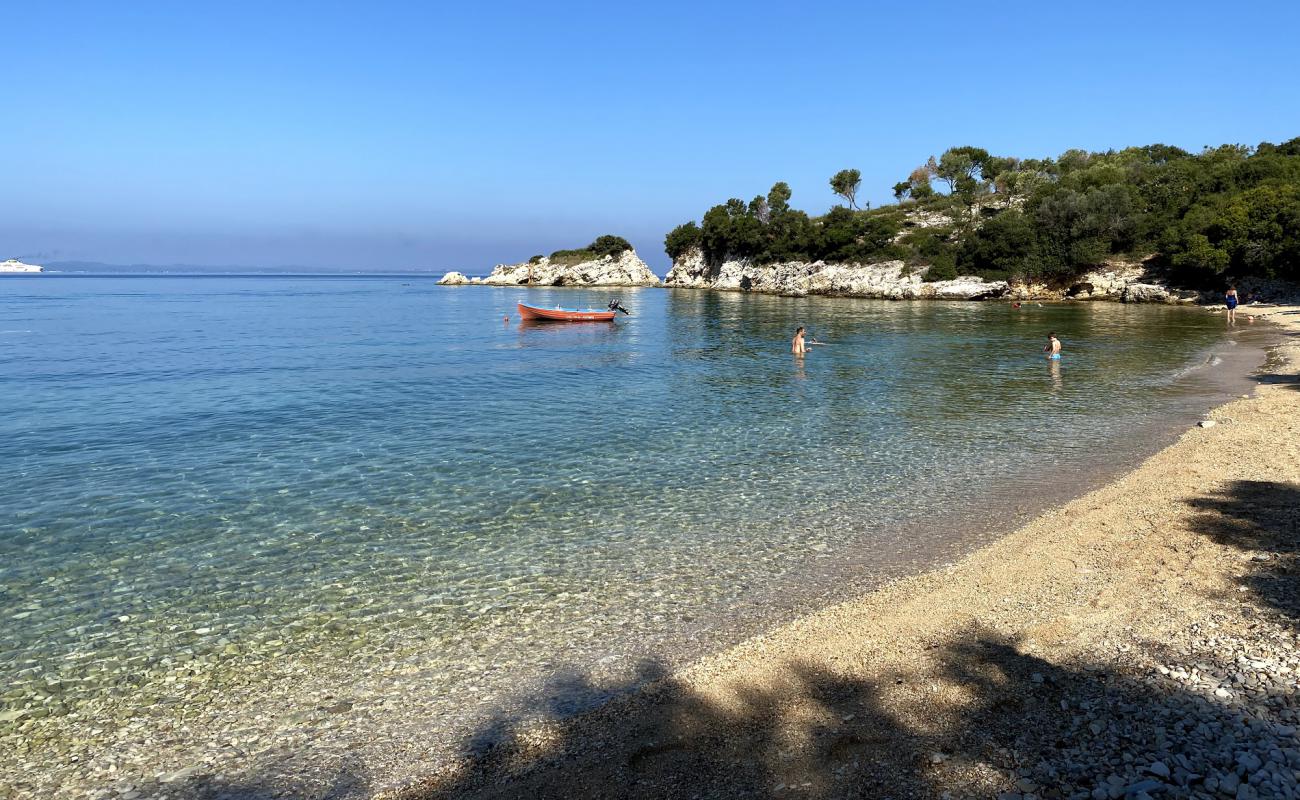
3,0 -> 1299,272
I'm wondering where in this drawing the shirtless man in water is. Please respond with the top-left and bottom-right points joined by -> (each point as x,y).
1044,332 -> 1062,360
792,326 -> 807,355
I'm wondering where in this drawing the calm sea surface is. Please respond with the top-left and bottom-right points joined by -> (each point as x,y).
0,275 -> 1267,787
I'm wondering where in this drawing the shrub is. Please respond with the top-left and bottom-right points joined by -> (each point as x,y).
664,222 -> 703,260
587,235 -> 633,258
922,257 -> 958,281
958,210 -> 1038,279
548,235 -> 633,265
899,227 -> 957,267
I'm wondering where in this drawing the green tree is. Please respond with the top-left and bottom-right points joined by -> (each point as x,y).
958,210 -> 1038,278
588,235 -> 632,258
830,169 -> 862,209
982,155 -> 1018,182
1057,149 -> 1091,174
922,258 -> 958,282
935,146 -> 990,193
1170,233 -> 1230,276
767,181 -> 793,215
892,181 -> 911,201
549,234 -> 633,264
812,206 -> 900,263
664,222 -> 702,260
908,165 -> 935,199
1030,185 -> 1136,273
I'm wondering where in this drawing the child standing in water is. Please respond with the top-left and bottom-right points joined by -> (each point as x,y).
792,326 -> 807,355
1225,286 -> 1239,326
1044,332 -> 1062,360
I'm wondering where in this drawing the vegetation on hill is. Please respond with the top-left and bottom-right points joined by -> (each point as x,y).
548,235 -> 634,266
665,138 -> 1300,287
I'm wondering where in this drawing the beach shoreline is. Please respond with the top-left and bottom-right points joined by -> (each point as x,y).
391,305 -> 1300,799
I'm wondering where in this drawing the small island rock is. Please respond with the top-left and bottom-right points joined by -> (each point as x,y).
482,249 -> 660,287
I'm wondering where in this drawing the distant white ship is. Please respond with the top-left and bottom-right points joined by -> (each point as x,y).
0,259 -> 43,273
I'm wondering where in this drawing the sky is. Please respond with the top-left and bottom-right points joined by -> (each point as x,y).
3,0 -> 1299,273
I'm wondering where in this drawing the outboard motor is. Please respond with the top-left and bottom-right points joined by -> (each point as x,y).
608,299 -> 631,315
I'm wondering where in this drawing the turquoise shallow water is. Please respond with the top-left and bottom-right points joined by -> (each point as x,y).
0,275 -> 1262,753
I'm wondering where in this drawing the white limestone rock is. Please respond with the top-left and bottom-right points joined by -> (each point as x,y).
664,249 -> 1005,300
437,271 -> 470,285
1063,260 -> 1200,303
481,249 -> 660,287
1122,282 -> 1200,304
1068,262 -> 1147,300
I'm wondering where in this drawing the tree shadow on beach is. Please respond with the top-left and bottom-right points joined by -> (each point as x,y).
1244,337 -> 1300,390
1188,479 -> 1300,626
390,623 -> 1291,800
1252,371 -> 1300,390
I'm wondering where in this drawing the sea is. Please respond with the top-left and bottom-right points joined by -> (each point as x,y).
0,273 -> 1272,794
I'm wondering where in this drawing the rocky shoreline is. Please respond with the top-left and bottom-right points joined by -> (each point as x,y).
440,247 -> 1298,307
662,249 -> 1214,304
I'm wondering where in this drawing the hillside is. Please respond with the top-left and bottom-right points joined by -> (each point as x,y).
663,139 -> 1300,295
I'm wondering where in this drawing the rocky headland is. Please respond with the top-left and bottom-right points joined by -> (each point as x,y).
438,249 -> 660,288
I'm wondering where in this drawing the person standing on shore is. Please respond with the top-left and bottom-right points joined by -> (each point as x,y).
792,326 -> 808,355
1225,286 -> 1239,326
1044,332 -> 1062,360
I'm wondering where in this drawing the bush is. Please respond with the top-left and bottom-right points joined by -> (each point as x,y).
664,222 -> 702,260
899,227 -> 957,266
958,210 -> 1038,279
922,257 -> 958,281
548,235 -> 633,265
811,207 -> 902,263
587,235 -> 633,258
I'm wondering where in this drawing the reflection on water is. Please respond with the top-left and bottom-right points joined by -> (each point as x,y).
0,276 -> 1272,785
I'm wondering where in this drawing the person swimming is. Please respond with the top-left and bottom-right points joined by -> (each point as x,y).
1043,332 -> 1061,360
1225,286 -> 1239,326
792,326 -> 807,355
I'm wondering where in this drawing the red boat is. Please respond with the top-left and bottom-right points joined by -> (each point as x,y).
516,301 -> 628,322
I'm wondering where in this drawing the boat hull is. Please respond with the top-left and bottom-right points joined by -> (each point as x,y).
517,302 -> 617,322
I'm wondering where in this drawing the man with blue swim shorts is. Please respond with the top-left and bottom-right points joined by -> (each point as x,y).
1044,332 -> 1062,360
